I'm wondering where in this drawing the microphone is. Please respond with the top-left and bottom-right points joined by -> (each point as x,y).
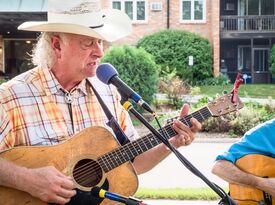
90,186 -> 147,205
96,63 -> 154,114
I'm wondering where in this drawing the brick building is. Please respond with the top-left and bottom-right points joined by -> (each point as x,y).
0,0 -> 275,83
104,0 -> 220,78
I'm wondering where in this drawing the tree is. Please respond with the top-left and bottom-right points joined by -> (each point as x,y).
137,29 -> 213,85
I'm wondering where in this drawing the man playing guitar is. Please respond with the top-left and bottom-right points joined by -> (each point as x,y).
0,0 -> 201,204
212,119 -> 275,205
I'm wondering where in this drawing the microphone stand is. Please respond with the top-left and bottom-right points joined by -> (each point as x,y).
122,100 -> 237,205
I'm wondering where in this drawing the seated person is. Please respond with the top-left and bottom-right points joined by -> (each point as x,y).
212,119 -> 275,200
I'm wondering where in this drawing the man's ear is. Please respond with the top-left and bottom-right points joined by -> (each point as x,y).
51,36 -> 62,58
54,41 -> 61,50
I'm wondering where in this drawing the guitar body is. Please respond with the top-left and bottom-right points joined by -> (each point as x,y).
0,126 -> 138,205
230,154 -> 275,205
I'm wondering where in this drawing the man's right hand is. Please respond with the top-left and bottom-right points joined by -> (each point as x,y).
22,166 -> 76,204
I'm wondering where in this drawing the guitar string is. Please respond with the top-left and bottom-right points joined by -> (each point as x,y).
74,119 -> 214,185
72,107 -> 210,175
70,107 -> 212,182
72,108 -> 212,184
73,135 -> 161,184
73,133 -> 161,186
72,134 -> 161,184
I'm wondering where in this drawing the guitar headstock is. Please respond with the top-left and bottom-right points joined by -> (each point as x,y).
207,94 -> 244,117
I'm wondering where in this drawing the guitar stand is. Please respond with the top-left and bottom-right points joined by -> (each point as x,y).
124,103 -> 237,205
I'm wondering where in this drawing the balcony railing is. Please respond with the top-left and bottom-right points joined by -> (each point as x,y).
221,15 -> 275,32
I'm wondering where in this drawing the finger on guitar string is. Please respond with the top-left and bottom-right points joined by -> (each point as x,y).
172,120 -> 195,141
190,118 -> 202,132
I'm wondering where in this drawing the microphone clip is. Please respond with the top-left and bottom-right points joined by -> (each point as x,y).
125,196 -> 147,205
91,186 -> 148,205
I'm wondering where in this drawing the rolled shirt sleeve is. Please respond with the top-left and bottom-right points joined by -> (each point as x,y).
215,119 -> 275,163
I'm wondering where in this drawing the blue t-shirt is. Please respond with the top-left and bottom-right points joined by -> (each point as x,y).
216,119 -> 275,163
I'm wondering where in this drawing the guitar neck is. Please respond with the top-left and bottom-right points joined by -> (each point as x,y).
97,106 -> 212,173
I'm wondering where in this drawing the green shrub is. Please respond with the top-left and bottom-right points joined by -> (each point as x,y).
269,44 -> 275,77
190,86 -> 201,95
195,73 -> 231,86
158,69 -> 191,109
137,29 -> 213,85
196,99 -> 275,136
263,98 -> 275,114
101,45 -> 159,105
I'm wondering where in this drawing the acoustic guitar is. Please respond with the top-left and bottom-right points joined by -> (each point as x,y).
0,94 -> 243,205
230,154 -> 275,205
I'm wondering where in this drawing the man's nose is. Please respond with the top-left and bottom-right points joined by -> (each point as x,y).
91,42 -> 104,58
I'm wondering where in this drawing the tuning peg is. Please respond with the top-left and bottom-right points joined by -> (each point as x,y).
235,103 -> 241,116
223,90 -> 228,95
219,116 -> 225,121
207,97 -> 213,103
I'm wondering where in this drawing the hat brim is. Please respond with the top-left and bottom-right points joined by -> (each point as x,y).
18,9 -> 132,42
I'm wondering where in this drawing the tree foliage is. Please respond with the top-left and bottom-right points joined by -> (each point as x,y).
269,44 -> 275,77
101,45 -> 159,105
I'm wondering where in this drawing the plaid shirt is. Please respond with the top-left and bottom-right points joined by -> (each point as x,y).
0,67 -> 138,151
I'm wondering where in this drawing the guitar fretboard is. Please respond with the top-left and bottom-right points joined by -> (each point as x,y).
97,106 -> 212,172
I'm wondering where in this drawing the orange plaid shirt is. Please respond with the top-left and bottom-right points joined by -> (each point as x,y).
0,67 -> 138,151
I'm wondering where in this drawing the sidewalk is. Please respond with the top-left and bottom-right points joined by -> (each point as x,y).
138,138 -> 233,189
181,94 -> 275,104
136,138 -> 233,205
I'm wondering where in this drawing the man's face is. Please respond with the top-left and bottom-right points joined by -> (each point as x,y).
56,33 -> 104,81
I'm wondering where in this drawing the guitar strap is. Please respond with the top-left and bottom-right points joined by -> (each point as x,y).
87,80 -> 130,146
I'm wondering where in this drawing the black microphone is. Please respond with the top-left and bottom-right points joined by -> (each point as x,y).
90,186 -> 147,205
96,63 -> 154,114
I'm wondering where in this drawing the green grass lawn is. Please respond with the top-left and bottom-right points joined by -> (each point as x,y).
135,187 -> 228,200
197,84 -> 275,99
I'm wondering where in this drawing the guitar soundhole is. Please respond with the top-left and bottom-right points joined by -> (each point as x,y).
72,158 -> 103,188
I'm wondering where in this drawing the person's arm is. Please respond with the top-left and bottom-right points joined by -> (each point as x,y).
0,100 -> 76,204
133,104 -> 201,174
0,158 -> 76,204
212,159 -> 275,197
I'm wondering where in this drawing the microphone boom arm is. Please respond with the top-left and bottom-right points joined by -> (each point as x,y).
122,100 -> 237,205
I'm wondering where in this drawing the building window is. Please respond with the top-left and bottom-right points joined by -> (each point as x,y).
238,46 -> 251,72
111,1 -> 147,22
180,0 -> 206,22
254,49 -> 269,72
239,0 -> 275,15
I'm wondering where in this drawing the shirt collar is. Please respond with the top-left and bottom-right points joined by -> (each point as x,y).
40,67 -> 89,96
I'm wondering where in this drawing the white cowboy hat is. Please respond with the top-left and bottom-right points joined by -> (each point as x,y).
18,0 -> 132,42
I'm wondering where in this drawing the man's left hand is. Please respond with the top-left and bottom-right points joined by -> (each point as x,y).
170,104 -> 201,148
